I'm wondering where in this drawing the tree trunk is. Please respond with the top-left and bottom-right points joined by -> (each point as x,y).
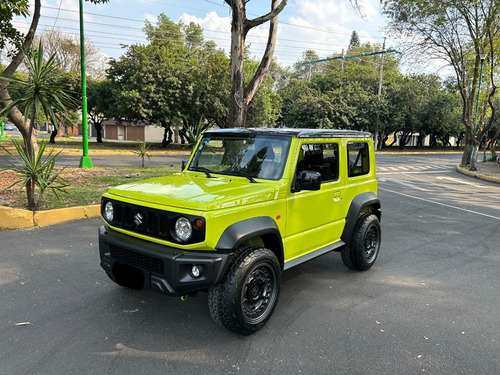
0,0 -> 41,143
49,128 -> 58,143
226,0 -> 287,128
94,121 -> 103,142
470,143 -> 479,171
227,1 -> 246,128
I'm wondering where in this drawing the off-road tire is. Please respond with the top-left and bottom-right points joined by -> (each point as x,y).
208,245 -> 281,335
341,213 -> 381,271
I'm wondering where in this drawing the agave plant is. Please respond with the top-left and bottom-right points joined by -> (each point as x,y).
184,116 -> 210,147
0,41 -> 76,210
133,141 -> 152,168
0,139 -> 69,210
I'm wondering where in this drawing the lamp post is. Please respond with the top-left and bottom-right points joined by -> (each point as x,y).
79,0 -> 93,168
0,120 -> 5,140
469,53 -> 487,169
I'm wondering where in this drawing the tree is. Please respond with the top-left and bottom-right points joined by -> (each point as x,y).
86,78 -> 116,142
383,0 -> 500,169
293,50 -> 326,80
36,28 -> 105,78
0,0 -> 29,51
0,0 -> 108,159
348,30 -> 361,50
225,0 -> 288,128
0,44 -> 77,210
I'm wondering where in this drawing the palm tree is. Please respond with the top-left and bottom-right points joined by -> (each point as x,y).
0,41 -> 77,210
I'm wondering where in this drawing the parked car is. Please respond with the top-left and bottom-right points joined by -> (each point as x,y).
3,123 -> 14,131
98,128 -> 381,334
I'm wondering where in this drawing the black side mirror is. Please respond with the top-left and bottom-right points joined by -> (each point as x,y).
295,170 -> 321,192
181,160 -> 188,171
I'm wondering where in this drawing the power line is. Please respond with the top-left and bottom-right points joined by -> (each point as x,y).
41,4 -> 384,42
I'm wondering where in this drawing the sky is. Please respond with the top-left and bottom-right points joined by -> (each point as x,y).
8,0 -> 395,69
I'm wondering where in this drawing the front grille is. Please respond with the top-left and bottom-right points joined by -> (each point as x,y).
101,199 -> 205,245
110,244 -> 164,274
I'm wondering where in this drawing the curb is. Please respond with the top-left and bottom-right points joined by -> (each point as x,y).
0,204 -> 100,230
456,165 -> 500,184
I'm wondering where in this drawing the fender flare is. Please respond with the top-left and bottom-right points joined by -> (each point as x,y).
215,216 -> 283,259
341,192 -> 381,245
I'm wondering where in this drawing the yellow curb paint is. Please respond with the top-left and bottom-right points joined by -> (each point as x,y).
34,206 -> 87,227
84,205 -> 101,218
0,204 -> 100,229
0,206 -> 34,229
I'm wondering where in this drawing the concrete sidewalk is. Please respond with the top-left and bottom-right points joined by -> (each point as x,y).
456,160 -> 500,184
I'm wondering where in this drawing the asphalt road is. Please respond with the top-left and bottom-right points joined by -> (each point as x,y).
1,153 -> 499,375
0,153 -> 188,168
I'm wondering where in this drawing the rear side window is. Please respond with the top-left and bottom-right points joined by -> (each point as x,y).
347,142 -> 370,177
296,143 -> 339,182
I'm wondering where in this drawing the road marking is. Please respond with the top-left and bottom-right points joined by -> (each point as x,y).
379,187 -> 500,220
377,170 -> 453,175
435,176 -> 489,188
377,165 -> 452,173
379,178 -> 431,191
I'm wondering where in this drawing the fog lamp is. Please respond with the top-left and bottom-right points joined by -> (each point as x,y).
190,265 -> 203,278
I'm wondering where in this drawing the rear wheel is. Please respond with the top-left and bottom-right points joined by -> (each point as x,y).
342,213 -> 381,271
208,245 -> 281,335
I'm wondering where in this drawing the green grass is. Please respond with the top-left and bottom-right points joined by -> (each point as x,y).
4,165 -> 180,210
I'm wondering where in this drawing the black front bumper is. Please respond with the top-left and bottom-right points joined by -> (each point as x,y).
99,225 -> 232,296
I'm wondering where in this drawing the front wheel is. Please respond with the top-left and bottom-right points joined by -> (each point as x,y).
342,213 -> 381,271
208,245 -> 281,335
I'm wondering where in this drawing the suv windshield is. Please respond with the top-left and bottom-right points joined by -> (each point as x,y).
189,134 -> 291,180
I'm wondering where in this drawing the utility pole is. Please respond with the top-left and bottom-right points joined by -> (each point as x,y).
374,37 -> 386,151
79,0 -> 93,168
341,49 -> 344,72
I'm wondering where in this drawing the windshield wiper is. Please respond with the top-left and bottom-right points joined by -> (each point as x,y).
190,167 -> 214,178
230,172 -> 258,183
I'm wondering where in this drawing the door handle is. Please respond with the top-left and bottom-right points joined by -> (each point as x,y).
333,191 -> 342,202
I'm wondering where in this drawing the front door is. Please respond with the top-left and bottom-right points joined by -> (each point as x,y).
284,141 -> 346,264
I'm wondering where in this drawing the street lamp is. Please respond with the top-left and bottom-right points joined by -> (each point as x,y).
79,0 -> 93,168
469,53 -> 487,168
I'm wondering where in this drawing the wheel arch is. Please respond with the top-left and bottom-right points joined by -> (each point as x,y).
341,192 -> 381,245
215,216 -> 284,269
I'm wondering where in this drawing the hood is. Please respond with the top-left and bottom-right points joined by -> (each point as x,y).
106,173 -> 280,211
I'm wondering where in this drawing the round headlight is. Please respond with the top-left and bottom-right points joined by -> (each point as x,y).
104,201 -> 114,221
175,217 -> 192,242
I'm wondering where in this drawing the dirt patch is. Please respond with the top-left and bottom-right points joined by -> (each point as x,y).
0,168 -> 119,207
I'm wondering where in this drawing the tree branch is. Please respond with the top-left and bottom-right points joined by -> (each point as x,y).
245,0 -> 287,31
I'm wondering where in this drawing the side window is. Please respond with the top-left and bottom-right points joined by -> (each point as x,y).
347,142 -> 370,177
296,143 -> 339,182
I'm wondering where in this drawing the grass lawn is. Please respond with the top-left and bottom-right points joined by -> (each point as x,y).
0,166 -> 179,210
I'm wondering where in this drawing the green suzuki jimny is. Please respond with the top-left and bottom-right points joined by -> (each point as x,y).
99,128 -> 381,335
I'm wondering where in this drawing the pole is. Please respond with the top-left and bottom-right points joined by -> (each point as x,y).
377,37 -> 386,96
79,0 -> 93,168
0,121 -> 5,140
341,48 -> 344,72
374,37 -> 386,150
469,54 -> 486,169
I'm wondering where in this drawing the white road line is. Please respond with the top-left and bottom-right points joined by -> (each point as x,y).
377,170 -> 453,175
435,176 -> 489,188
379,179 -> 432,191
379,187 -> 500,220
